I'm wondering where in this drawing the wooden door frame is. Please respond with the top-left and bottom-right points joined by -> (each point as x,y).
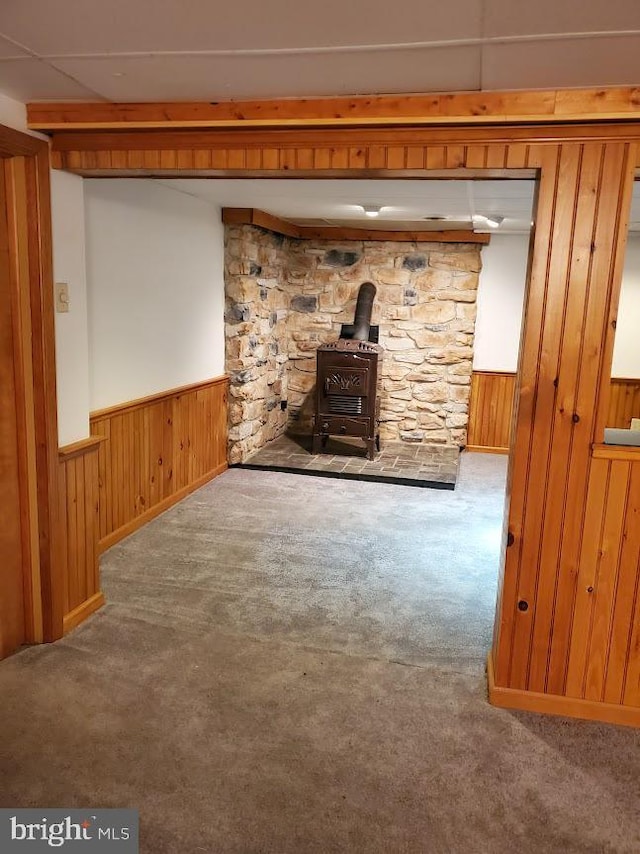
1,124 -> 62,644
19,104 -> 640,724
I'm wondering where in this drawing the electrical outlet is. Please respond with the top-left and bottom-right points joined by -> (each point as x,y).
631,418 -> 640,432
55,282 -> 70,313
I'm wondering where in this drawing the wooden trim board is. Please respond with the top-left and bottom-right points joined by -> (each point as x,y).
26,87 -> 640,131
0,125 -> 63,652
63,591 -> 105,635
58,435 -> 104,461
98,463 -> 227,553
487,653 -> 640,729
90,375 -> 229,419
222,208 -> 490,244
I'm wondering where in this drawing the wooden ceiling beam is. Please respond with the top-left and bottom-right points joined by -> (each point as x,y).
222,208 -> 490,244
27,87 -> 640,132
48,121 -> 640,156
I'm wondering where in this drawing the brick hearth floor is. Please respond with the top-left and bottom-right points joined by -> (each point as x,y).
236,433 -> 459,489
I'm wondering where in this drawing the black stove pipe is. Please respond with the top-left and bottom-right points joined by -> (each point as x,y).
350,281 -> 377,341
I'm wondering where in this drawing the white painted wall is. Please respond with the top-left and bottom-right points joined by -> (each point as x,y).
473,234 -> 530,372
51,171 -> 91,445
84,180 -> 225,410
473,232 -> 640,378
0,92 -> 28,131
613,235 -> 640,378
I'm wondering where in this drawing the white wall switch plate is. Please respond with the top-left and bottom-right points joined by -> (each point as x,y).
55,282 -> 70,313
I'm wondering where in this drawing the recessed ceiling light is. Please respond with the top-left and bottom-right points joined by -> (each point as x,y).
359,205 -> 383,218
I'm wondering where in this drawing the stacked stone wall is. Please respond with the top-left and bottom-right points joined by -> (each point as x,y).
225,225 -> 482,462
224,225 -> 290,464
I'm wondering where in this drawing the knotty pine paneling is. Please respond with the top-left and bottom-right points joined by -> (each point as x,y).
467,374 -> 639,452
90,376 -> 228,551
58,439 -> 104,633
492,142 -> 637,707
565,453 -> 640,708
467,371 -> 517,453
26,88 -> 640,132
49,128 -> 549,175
607,378 -> 640,428
42,113 -> 640,725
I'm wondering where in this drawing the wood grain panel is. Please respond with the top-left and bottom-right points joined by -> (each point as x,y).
47,122 -> 640,178
467,371 -> 517,453
45,125 -> 602,178
492,142 -> 637,710
565,455 -> 640,707
607,378 -> 640,428
0,159 -> 26,658
90,377 -> 228,551
0,131 -> 61,651
222,208 -> 489,244
26,87 -> 640,131
58,438 -> 103,631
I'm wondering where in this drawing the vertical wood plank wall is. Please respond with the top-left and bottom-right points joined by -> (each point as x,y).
467,372 -> 517,452
45,124 -> 640,725
607,379 -> 640,428
0,134 -> 61,649
491,141 -> 639,726
58,439 -> 103,633
565,449 -> 640,708
467,374 -> 640,452
90,376 -> 228,551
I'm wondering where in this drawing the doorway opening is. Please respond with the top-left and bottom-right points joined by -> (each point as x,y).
76,172 -> 536,669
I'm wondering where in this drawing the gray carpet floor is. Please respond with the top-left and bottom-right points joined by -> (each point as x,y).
1,453 -> 639,853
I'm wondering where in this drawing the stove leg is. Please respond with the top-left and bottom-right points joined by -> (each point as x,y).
312,433 -> 329,455
365,438 -> 376,461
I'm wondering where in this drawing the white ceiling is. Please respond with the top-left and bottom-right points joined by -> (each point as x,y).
0,0 -> 638,102
154,178 -> 537,233
152,177 -> 640,233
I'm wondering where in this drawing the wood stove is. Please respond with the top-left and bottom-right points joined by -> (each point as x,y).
312,282 -> 382,460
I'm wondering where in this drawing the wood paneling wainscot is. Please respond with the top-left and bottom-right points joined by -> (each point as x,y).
607,378 -> 640,428
90,376 -> 228,552
467,371 -> 517,453
58,437 -> 104,633
467,374 -> 640,453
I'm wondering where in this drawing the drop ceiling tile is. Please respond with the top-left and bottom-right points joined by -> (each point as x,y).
150,178 -> 535,227
0,58 -> 100,101
482,35 -> 640,90
0,34 -> 30,58
51,45 -> 481,101
0,0 -> 482,55
484,0 -> 640,37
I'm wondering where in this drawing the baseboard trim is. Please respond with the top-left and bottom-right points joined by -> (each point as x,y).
63,592 -> 105,634
98,463 -> 228,553
487,653 -> 640,729
466,445 -> 510,455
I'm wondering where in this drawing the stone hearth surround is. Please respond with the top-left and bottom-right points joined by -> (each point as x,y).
225,224 -> 482,464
